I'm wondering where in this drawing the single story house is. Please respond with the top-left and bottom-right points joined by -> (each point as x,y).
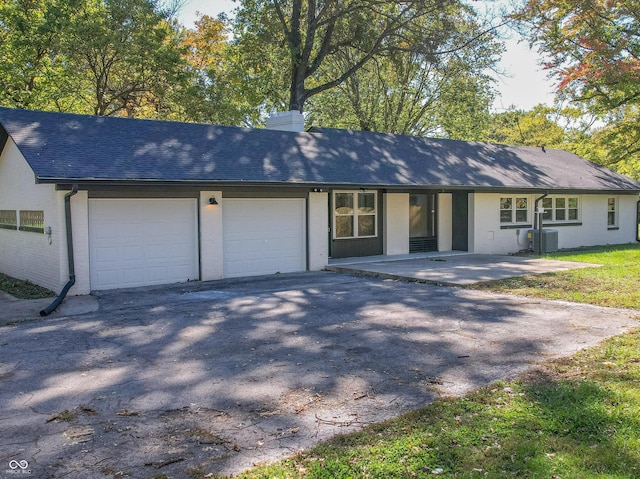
1,107 -> 639,297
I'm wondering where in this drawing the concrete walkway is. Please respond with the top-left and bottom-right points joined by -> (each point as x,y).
327,253 -> 601,285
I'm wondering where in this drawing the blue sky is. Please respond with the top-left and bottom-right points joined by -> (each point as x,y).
176,0 -> 556,111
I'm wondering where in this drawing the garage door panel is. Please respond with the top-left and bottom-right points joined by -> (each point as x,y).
119,267 -> 144,284
122,245 -> 145,261
223,199 -> 306,278
94,223 -> 120,239
93,245 -> 119,262
89,199 -> 198,290
147,266 -> 170,282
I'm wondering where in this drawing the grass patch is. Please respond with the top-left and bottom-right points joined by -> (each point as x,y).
0,272 -> 55,299
226,244 -> 640,478
466,243 -> 640,309
236,331 -> 640,478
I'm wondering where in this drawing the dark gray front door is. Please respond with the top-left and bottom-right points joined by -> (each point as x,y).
409,194 -> 437,253
452,191 -> 469,251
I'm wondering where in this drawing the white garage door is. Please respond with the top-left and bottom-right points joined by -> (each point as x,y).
89,199 -> 198,290
223,199 -> 306,278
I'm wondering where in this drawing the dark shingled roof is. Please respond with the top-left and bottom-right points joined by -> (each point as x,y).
1,107 -> 639,192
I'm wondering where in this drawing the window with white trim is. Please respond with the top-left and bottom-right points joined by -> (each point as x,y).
608,197 -> 618,227
541,196 -> 580,223
499,196 -> 529,224
333,191 -> 377,239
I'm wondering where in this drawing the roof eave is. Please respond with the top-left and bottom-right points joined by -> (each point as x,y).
41,177 -> 640,195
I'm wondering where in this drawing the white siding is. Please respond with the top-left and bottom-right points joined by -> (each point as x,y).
0,138 -> 65,292
471,193 -> 639,254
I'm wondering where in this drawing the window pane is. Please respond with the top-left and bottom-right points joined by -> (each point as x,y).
516,198 -> 527,209
0,210 -> 17,227
516,210 -> 528,222
358,215 -> 375,236
542,198 -> 552,220
358,192 -> 375,213
500,197 -> 513,223
410,194 -> 430,237
568,209 -> 578,221
500,210 -> 513,223
556,209 -> 566,221
335,193 -> 354,214
608,198 -> 616,226
335,216 -> 353,237
20,210 -> 44,232
568,198 -> 579,221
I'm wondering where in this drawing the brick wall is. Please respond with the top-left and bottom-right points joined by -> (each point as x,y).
0,138 -> 64,292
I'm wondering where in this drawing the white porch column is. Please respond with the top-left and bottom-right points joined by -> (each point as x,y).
437,193 -> 453,252
384,193 -> 409,255
69,190 -> 91,295
308,191 -> 329,270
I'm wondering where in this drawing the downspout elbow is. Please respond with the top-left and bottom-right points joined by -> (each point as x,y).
40,185 -> 78,317
40,276 -> 75,316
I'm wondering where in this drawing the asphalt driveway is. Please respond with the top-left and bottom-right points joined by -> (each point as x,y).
0,272 -> 637,478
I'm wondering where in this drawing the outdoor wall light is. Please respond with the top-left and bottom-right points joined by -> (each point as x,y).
209,196 -> 219,205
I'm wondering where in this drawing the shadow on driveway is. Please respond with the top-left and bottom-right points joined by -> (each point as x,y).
0,272 -> 636,477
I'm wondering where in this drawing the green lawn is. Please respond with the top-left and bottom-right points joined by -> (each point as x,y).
0,273 -> 55,299
229,244 -> 640,479
466,243 -> 640,309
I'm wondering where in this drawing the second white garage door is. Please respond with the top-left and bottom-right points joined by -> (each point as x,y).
89,199 -> 199,290
222,198 -> 306,278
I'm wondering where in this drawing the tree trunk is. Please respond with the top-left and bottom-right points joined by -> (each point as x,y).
288,67 -> 307,112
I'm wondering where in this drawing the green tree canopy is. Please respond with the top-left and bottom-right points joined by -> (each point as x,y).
0,0 -> 191,118
233,0 -> 504,114
485,104 -> 566,148
514,0 -> 640,177
0,0 -> 74,110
